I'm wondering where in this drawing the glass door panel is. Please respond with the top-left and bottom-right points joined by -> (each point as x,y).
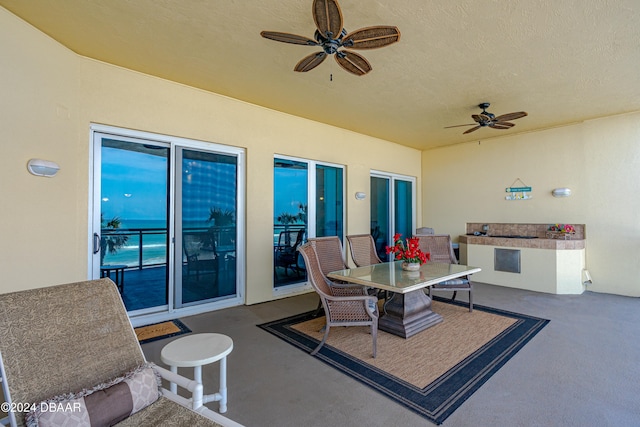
394,179 -> 413,240
273,159 -> 308,287
371,174 -> 415,261
99,138 -> 169,312
316,165 -> 343,239
176,149 -> 238,307
370,176 -> 390,261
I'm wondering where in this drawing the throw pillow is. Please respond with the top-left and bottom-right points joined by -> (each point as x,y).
26,362 -> 162,427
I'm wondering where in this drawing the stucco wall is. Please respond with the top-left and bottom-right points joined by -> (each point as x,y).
422,114 -> 640,297
0,7 -> 84,290
0,8 -> 421,305
3,6 -> 637,302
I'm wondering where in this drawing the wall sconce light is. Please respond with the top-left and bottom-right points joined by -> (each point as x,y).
355,192 -> 366,200
27,159 -> 60,177
551,187 -> 571,198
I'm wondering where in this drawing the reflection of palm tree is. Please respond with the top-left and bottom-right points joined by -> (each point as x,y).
207,207 -> 235,226
207,207 -> 236,248
277,212 -> 298,226
100,215 -> 128,265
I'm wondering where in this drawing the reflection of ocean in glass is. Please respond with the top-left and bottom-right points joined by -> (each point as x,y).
101,219 -> 210,267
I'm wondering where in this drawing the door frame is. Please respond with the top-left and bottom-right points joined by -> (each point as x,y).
272,154 -> 346,297
370,170 -> 417,257
89,124 -> 246,326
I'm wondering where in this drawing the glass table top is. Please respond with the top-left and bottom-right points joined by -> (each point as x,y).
327,261 -> 481,294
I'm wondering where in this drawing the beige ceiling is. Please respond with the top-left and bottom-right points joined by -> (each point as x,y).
2,0 -> 640,150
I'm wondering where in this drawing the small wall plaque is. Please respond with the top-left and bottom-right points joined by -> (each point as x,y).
505,178 -> 532,200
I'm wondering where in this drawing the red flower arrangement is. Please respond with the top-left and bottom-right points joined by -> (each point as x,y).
385,233 -> 430,264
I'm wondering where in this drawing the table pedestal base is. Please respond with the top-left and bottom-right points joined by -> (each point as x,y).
379,289 -> 442,338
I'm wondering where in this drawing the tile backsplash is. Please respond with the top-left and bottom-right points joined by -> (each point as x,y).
466,223 -> 585,240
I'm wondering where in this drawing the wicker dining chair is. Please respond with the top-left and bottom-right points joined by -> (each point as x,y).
306,236 -> 368,316
346,234 -> 388,299
346,234 -> 384,267
417,234 -> 473,312
298,242 -> 379,358
306,236 -> 349,275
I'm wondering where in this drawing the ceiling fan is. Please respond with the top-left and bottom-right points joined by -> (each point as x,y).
445,103 -> 528,134
260,0 -> 400,76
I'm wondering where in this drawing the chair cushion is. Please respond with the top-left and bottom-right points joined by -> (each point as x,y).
26,363 -> 161,427
434,278 -> 470,287
114,397 -> 224,427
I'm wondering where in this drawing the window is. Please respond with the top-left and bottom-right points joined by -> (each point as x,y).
370,171 -> 416,261
273,156 -> 345,290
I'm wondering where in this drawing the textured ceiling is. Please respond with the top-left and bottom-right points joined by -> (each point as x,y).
2,0 -> 640,150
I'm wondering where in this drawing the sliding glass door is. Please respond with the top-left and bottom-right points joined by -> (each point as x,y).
370,172 -> 416,261
95,137 -> 170,313
316,164 -> 344,238
370,176 -> 390,261
394,179 -> 413,239
91,125 -> 244,321
176,149 -> 238,308
273,158 -> 308,288
273,156 -> 344,290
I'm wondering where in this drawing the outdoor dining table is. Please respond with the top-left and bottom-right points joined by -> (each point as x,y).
328,261 -> 481,338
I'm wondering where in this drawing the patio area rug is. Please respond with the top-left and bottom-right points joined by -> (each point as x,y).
258,296 -> 549,425
135,319 -> 191,344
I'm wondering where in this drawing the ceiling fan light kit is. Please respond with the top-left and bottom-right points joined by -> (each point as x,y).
445,102 -> 528,134
261,0 -> 400,76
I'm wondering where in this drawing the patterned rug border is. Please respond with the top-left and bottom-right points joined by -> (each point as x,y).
136,319 -> 191,344
258,296 -> 549,425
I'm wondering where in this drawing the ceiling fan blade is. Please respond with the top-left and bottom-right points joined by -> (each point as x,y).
260,31 -> 318,46
313,0 -> 343,39
294,52 -> 327,72
335,50 -> 372,76
494,111 -> 528,122
343,26 -> 401,49
492,121 -> 515,127
471,114 -> 485,123
444,123 -> 477,129
490,123 -> 515,130
463,126 -> 482,134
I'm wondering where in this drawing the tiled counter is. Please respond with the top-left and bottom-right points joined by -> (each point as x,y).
459,235 -> 585,250
459,223 -> 586,295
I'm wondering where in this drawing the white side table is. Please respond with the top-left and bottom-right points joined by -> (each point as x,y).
161,333 -> 234,413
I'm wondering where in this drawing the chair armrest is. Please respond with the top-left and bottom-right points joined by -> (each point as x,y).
324,294 -> 379,317
323,294 -> 377,303
329,282 -> 367,296
329,282 -> 363,289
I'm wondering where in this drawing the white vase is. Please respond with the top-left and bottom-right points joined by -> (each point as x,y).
401,262 -> 421,271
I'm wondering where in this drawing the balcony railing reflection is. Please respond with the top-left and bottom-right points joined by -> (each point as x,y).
273,225 -> 306,287
101,226 -> 236,270
273,224 -> 306,244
